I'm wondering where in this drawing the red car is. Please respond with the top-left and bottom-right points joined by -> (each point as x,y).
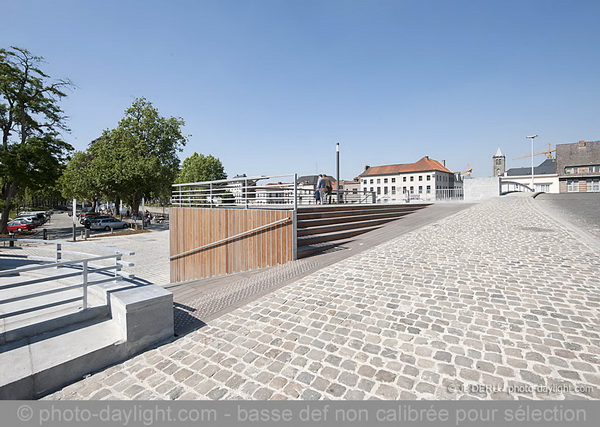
7,220 -> 37,232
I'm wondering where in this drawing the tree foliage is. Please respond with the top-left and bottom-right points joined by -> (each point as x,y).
175,152 -> 227,184
0,46 -> 73,232
62,98 -> 187,213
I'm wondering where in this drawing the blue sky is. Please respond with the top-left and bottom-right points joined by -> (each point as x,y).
3,0 -> 600,179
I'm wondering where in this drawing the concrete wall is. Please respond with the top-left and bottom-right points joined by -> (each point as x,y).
463,177 -> 501,202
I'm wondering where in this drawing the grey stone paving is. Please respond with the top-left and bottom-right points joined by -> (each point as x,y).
44,194 -> 600,400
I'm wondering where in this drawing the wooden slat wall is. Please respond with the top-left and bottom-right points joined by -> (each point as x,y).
170,207 -> 294,283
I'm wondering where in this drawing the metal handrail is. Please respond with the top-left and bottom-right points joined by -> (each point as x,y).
170,216 -> 291,260
0,238 -> 134,317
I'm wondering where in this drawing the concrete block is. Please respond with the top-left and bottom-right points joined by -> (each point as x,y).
109,285 -> 174,352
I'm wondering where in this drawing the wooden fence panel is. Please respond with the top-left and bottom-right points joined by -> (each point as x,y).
170,207 -> 294,283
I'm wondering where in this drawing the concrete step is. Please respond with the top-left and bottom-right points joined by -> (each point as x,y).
297,203 -> 430,214
0,318 -> 124,399
0,267 -> 112,345
297,210 -> 411,227
297,205 -> 428,220
297,216 -> 402,237
297,242 -> 348,259
297,225 -> 382,246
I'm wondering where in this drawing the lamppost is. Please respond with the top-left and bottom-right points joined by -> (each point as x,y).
336,142 -> 341,204
526,135 -> 538,191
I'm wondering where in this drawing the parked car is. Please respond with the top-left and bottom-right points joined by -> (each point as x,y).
79,212 -> 100,224
82,215 -> 112,228
89,218 -> 129,231
7,220 -> 37,232
16,212 -> 47,225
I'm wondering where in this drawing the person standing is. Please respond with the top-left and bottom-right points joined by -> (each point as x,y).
316,174 -> 326,205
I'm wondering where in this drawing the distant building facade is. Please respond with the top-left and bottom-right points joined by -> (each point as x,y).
502,158 -> 559,193
358,156 -> 462,202
556,140 -> 600,193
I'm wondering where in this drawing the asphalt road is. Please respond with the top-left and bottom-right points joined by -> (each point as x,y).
534,193 -> 600,240
25,212 -> 138,240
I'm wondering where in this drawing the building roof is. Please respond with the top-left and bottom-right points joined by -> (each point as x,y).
494,147 -> 504,157
296,175 -> 338,190
556,140 -> 600,176
359,156 -> 452,177
506,158 -> 557,176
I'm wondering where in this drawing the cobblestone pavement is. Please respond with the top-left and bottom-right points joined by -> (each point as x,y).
45,194 -> 600,400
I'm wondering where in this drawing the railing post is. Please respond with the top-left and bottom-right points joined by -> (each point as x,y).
115,253 -> 122,278
293,173 -> 298,210
209,183 -> 213,208
82,259 -> 88,310
55,243 -> 62,268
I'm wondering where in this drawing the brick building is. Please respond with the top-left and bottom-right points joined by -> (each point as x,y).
556,140 -> 600,193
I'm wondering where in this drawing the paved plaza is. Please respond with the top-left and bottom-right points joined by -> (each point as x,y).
45,194 -> 600,400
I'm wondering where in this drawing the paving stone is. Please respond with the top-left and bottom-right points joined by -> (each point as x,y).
41,196 -> 600,402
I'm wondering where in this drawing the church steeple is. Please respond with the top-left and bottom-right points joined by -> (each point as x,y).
493,148 -> 505,177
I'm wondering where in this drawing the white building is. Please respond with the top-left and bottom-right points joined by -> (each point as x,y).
501,158 -> 559,193
358,156 -> 463,202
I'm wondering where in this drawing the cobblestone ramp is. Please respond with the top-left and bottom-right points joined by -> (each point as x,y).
173,259 -> 318,335
45,195 -> 600,401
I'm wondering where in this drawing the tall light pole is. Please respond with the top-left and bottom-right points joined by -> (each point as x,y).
526,135 -> 538,191
336,142 -> 341,204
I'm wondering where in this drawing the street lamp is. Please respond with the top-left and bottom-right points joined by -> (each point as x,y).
526,135 -> 538,191
336,142 -> 341,204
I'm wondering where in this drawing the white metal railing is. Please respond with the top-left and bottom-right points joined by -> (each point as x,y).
500,181 -> 533,194
172,174 -> 298,208
0,238 -> 134,319
172,174 -> 380,208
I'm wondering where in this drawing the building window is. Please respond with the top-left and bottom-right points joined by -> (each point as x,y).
384,187 -> 388,194
383,178 -> 388,183
370,187 -> 374,192
535,184 -> 550,192
418,186 -> 423,194
567,180 -> 579,192
403,187 -> 407,193
427,175 -> 431,181
565,167 -> 575,174
410,186 -> 414,193
377,178 -> 381,184
410,176 -> 414,182
370,179 -> 373,184
590,165 -> 600,173
391,186 -> 396,193
426,185 -> 431,194
363,179 -> 367,184
587,179 -> 600,192
391,178 -> 396,183
419,175 -> 423,181
403,177 -> 407,182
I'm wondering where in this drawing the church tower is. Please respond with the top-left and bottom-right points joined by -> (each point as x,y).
493,148 -> 505,177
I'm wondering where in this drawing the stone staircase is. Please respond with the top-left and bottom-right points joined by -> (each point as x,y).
296,203 -> 429,258
0,244 -> 174,399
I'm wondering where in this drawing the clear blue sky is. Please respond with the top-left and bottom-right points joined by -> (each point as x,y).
3,0 -> 600,179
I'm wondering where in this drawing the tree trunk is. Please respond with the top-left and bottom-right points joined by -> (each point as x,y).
1,182 -> 18,234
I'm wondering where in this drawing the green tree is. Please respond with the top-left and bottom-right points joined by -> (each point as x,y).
1,47 -> 73,232
91,98 -> 187,212
59,151 -> 103,211
175,152 -> 227,184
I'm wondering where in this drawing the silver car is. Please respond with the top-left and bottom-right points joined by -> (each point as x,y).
89,217 -> 129,231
